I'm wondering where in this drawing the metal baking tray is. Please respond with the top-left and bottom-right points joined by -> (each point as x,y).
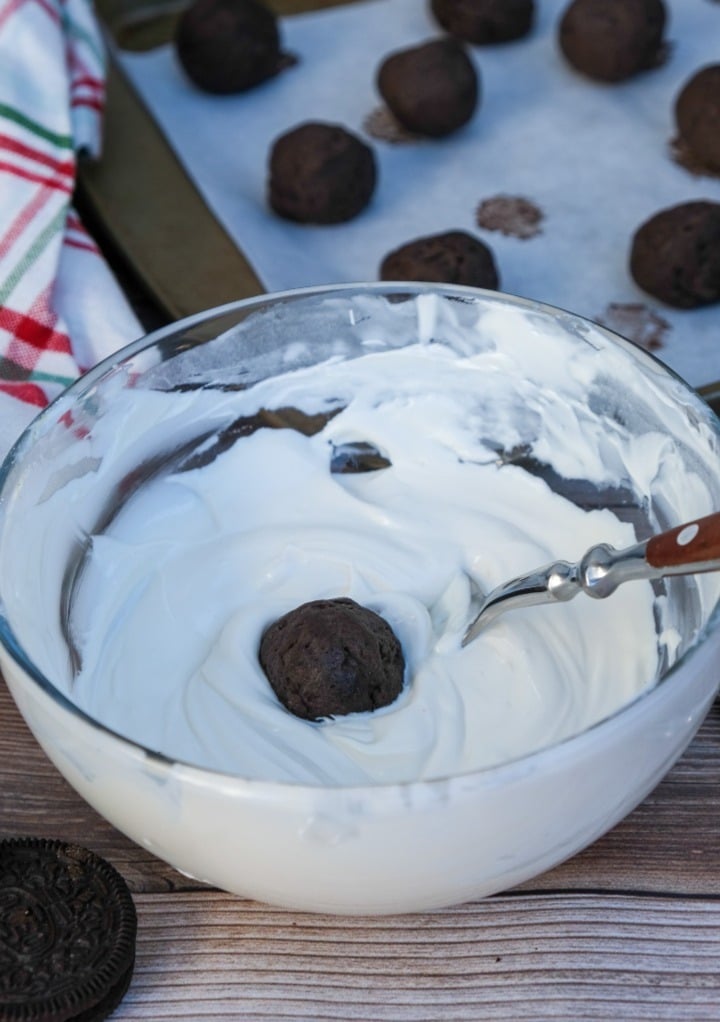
78,0 -> 352,321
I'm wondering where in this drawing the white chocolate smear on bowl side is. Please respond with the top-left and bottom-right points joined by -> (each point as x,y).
20,301 -> 720,787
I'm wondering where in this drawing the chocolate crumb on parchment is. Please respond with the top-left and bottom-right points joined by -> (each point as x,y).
363,105 -> 422,144
475,195 -> 544,239
596,302 -> 671,351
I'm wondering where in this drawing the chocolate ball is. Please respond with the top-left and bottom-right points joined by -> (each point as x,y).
675,65 -> 720,174
430,0 -> 535,44
558,0 -> 667,83
268,122 -> 377,224
629,201 -> 720,309
175,0 -> 289,94
380,230 -> 499,289
377,38 -> 479,137
259,598 -> 405,721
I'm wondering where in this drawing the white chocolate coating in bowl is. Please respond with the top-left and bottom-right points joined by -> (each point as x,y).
4,286 -> 720,913
62,327 -> 677,784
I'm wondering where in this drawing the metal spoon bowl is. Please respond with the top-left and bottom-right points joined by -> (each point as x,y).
463,510 -> 720,646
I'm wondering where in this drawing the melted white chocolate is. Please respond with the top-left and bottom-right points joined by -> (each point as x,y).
62,337 -> 671,785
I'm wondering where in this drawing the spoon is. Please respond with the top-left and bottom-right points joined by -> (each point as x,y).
462,510 -> 720,646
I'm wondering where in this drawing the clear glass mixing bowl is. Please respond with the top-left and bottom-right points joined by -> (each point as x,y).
1,283 -> 720,914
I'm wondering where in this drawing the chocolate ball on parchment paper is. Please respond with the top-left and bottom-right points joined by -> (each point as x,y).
175,0 -> 293,94
629,200 -> 720,309
377,37 -> 479,137
558,0 -> 667,83
675,65 -> 720,174
268,122 -> 377,224
380,230 -> 500,290
430,0 -> 535,45
259,598 -> 405,721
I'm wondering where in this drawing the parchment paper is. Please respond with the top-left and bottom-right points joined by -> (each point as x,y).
118,0 -> 720,386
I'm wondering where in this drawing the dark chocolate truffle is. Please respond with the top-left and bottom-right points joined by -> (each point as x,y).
0,838 -> 137,1022
175,0 -> 290,95
558,0 -> 667,83
377,38 -> 479,137
629,201 -> 720,309
259,598 -> 405,720
675,65 -> 720,173
380,230 -> 499,289
430,0 -> 535,44
268,122 -> 377,224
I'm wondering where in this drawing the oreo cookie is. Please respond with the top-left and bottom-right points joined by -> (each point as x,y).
0,838 -> 137,1022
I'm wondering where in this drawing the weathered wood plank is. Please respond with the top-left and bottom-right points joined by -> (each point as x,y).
2,677 -> 719,896
114,891 -> 720,1021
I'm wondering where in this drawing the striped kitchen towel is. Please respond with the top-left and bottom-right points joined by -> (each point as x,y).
0,0 -> 139,457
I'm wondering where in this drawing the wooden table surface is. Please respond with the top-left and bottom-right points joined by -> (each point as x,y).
2,671 -> 720,1021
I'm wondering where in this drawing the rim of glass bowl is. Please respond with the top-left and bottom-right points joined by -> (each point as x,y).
2,280 -> 720,791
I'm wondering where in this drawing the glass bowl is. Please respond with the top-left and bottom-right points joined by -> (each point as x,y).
1,283 -> 720,915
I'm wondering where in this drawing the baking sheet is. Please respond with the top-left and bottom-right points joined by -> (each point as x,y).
114,0 -> 720,387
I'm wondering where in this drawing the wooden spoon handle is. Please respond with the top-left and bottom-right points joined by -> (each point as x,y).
646,511 -> 720,570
